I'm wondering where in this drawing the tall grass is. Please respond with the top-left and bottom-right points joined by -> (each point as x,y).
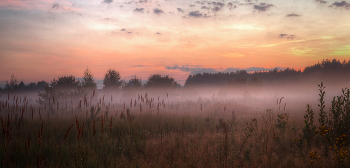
0,84 -> 350,167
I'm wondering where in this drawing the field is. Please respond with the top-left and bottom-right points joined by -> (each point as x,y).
1,84 -> 350,167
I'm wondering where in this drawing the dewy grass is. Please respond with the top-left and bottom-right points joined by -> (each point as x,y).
1,84 -> 350,167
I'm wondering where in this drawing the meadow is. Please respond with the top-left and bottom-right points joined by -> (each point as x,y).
1,83 -> 350,168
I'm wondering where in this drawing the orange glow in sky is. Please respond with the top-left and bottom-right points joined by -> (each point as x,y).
1,0 -> 350,87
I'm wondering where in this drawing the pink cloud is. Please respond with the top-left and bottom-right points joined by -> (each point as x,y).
0,0 -> 81,12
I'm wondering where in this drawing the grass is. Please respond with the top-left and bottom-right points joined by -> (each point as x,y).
1,85 -> 350,167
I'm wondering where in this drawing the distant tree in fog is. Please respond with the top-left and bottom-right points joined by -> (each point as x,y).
184,59 -> 350,87
27,82 -> 37,90
82,67 -> 97,91
103,69 -> 122,90
249,76 -> 262,85
50,76 -> 81,90
146,74 -> 178,89
123,76 -> 142,90
38,75 -> 83,102
36,81 -> 48,90
4,73 -> 18,92
18,81 -> 26,91
234,78 -> 247,85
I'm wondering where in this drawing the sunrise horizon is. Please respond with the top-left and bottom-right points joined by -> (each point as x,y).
1,0 -> 350,87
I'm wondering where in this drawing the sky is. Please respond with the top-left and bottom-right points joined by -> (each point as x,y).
0,0 -> 350,87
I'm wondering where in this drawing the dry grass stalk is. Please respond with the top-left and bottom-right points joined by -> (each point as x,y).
64,124 -> 74,140
75,115 -> 81,141
39,109 -> 41,120
108,116 -> 113,133
92,119 -> 96,136
38,121 -> 43,147
101,115 -> 104,134
1,114 -> 12,142
157,103 -> 160,115
25,133 -> 31,155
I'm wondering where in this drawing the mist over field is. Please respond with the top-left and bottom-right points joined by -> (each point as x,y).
1,0 -> 350,166
1,68 -> 349,119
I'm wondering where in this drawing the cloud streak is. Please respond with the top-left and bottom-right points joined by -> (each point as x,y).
102,0 -> 113,4
187,11 -> 209,18
165,65 -> 284,74
280,34 -> 295,39
134,8 -> 144,12
153,8 -> 164,14
286,13 -> 302,17
254,3 -> 275,12
177,8 -> 184,12
329,1 -> 350,9
315,0 -> 327,3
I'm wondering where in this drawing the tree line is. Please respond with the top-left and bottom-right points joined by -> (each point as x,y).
185,59 -> 350,86
1,58 -> 350,94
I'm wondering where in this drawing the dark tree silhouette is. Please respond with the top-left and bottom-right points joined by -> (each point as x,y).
249,76 -> 262,86
103,69 -> 122,90
184,59 -> 350,87
37,81 -> 48,90
27,82 -> 37,90
82,67 -> 97,91
38,75 -> 83,102
18,81 -> 26,91
146,74 -> 178,88
5,73 -> 18,91
123,76 -> 142,90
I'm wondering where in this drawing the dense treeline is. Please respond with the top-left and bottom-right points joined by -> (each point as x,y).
0,74 -> 48,93
1,59 -> 349,94
185,59 -> 350,86
0,68 -> 179,102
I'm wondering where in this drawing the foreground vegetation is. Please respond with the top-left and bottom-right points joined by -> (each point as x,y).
1,83 -> 350,167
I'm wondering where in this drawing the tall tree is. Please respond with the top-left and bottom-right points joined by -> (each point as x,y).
5,73 -> 18,91
82,67 -> 97,91
123,76 -> 142,90
103,69 -> 122,90
37,81 -> 48,90
38,75 -> 83,102
18,81 -> 26,91
146,74 -> 178,88
27,82 -> 37,90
